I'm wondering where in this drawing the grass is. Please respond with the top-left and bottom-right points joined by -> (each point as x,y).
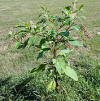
0,0 -> 100,32
0,0 -> 100,100
0,58 -> 100,100
0,0 -> 71,31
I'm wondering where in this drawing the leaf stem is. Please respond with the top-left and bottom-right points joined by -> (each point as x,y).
53,39 -> 60,93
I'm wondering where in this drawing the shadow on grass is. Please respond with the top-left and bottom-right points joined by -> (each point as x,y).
0,76 -> 42,101
11,76 -> 41,101
0,77 -> 11,88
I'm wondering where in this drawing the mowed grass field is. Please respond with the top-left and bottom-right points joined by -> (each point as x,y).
0,0 -> 100,31
0,0 -> 100,77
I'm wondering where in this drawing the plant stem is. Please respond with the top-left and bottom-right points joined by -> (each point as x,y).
53,39 -> 59,93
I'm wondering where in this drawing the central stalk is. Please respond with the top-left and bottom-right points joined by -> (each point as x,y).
53,39 -> 59,92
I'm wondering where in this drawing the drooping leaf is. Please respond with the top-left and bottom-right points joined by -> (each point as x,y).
79,4 -> 84,10
55,16 -> 62,22
65,6 -> 72,11
63,17 -> 71,25
57,49 -> 71,56
15,42 -> 23,49
47,80 -> 56,92
22,38 -> 29,48
37,51 -> 44,60
42,48 -> 51,51
71,25 -> 81,31
37,48 -> 50,60
39,38 -> 47,48
53,57 -> 66,74
31,63 -> 47,73
41,44 -> 47,49
65,66 -> 78,81
59,31 -> 69,37
68,40 -> 83,46
28,36 -> 38,48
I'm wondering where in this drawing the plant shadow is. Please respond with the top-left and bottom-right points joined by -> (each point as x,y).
11,76 -> 41,101
0,77 -> 11,88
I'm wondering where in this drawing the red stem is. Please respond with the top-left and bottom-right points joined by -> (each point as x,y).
53,40 -> 59,92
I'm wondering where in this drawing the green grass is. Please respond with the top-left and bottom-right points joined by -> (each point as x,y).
0,0 -> 71,31
0,0 -> 100,32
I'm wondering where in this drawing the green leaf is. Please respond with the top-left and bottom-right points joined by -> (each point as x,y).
53,58 -> 78,81
65,6 -> 72,11
37,51 -> 44,60
31,63 -> 47,73
39,38 -> 47,48
57,49 -> 71,56
63,17 -> 71,25
72,25 -> 81,31
22,38 -> 29,48
68,40 -> 83,46
65,66 -> 78,81
55,16 -> 62,22
53,57 -> 66,74
59,31 -> 69,37
47,80 -> 56,92
28,36 -> 38,48
42,48 -> 51,51
41,44 -> 46,49
79,4 -> 84,10
15,42 -> 23,49
40,38 -> 47,45
37,48 -> 50,60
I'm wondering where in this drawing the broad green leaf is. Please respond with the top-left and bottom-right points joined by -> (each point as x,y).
68,40 -> 83,46
28,36 -> 38,48
42,48 -> 51,51
37,48 -> 50,60
65,6 -> 72,11
15,42 -> 23,49
41,44 -> 46,49
40,38 -> 47,45
22,38 -> 29,48
63,17 -> 71,25
65,66 -> 78,81
57,49 -> 71,56
9,98 -> 13,101
53,57 -> 66,74
37,51 -> 44,60
31,63 -> 47,73
39,38 -> 48,48
55,16 -> 62,22
47,80 -> 56,91
53,58 -> 78,81
79,4 -> 84,10
72,25 -> 81,31
62,10 -> 68,15
59,31 -> 69,37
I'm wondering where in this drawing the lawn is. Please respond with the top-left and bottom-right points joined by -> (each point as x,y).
0,0 -> 100,100
0,0 -> 100,32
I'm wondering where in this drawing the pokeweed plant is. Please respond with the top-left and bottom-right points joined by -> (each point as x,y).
8,3 -> 89,92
